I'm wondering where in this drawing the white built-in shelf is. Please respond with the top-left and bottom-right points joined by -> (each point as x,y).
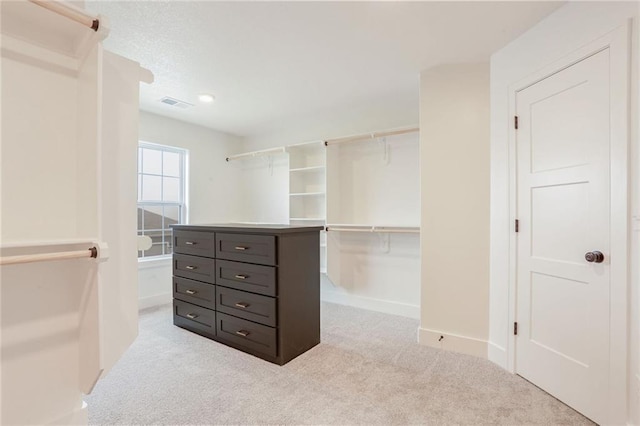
289,192 -> 325,197
289,166 -> 325,173
325,224 -> 420,234
290,218 -> 326,222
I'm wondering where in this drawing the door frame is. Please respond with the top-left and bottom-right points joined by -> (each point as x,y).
505,23 -> 630,424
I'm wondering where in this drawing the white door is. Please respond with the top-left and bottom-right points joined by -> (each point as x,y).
515,49 -> 610,424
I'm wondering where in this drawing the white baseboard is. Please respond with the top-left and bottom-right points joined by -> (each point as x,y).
138,292 -> 172,311
48,401 -> 87,425
321,290 -> 420,319
418,327 -> 488,359
488,341 -> 508,369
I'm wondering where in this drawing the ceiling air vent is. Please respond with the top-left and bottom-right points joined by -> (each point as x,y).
159,96 -> 194,109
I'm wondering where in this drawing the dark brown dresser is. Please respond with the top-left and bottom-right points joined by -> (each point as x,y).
170,224 -> 322,365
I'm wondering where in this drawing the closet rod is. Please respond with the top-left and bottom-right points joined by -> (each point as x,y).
324,127 -> 419,146
226,146 -> 286,162
0,247 -> 98,266
28,0 -> 100,31
326,226 -> 420,234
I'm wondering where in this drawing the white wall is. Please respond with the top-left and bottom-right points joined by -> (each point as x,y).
418,63 -> 490,358
632,4 -> 640,423
234,155 -> 290,225
242,92 -> 419,152
137,111 -> 244,309
1,47 -> 80,242
489,2 -> 639,424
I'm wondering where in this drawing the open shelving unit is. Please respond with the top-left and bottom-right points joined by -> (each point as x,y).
225,126 -> 420,289
288,141 -> 327,274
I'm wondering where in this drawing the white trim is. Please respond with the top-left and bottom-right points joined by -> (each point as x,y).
139,292 -> 172,311
506,24 -> 630,425
418,328 -> 488,359
488,341 -> 508,367
137,255 -> 171,270
321,289 -> 419,319
48,401 -> 87,425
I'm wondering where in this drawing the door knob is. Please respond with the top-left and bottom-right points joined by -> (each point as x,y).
585,251 -> 604,263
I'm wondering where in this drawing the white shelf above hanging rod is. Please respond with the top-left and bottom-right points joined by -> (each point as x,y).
325,224 -> 420,234
324,127 -> 419,147
290,218 -> 326,222
289,166 -> 325,173
289,192 -> 325,197
226,146 -> 287,162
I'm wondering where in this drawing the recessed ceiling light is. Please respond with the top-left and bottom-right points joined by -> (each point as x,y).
198,94 -> 215,103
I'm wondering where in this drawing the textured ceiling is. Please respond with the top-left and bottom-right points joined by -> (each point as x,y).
86,1 -> 563,137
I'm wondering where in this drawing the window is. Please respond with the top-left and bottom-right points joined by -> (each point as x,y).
138,142 -> 187,258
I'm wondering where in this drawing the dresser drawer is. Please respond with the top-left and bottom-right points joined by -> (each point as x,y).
216,259 -> 276,296
173,230 -> 215,257
173,300 -> 216,338
216,312 -> 277,358
173,277 -> 215,309
216,286 -> 276,327
216,233 -> 276,266
173,253 -> 216,284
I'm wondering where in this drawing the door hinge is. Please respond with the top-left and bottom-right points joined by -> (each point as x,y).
515,219 -> 519,233
514,322 -> 518,336
514,116 -> 519,130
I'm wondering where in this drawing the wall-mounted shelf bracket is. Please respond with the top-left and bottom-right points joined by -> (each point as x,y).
377,136 -> 390,164
377,232 -> 390,253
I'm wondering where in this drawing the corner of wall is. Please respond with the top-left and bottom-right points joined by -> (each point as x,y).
419,62 -> 491,361
418,327 -> 488,359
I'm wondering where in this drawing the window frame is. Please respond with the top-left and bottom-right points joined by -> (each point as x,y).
137,141 -> 188,260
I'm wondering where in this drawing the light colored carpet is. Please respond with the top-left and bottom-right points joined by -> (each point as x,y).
86,302 -> 593,425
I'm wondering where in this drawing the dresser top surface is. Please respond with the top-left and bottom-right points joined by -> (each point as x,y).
171,223 -> 324,234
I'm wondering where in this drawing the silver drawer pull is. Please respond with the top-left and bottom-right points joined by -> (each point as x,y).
185,265 -> 197,270
234,302 -> 249,309
184,241 -> 197,245
234,274 -> 248,280
185,289 -> 197,295
234,246 -> 248,251
186,313 -> 198,319
236,330 -> 250,337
